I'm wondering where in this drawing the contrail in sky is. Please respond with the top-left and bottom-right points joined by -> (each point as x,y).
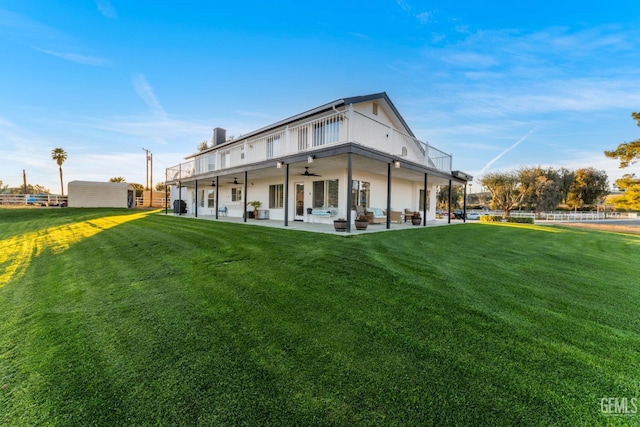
477,125 -> 540,178
132,74 -> 167,121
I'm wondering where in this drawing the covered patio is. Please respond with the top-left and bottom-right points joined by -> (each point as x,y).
168,143 -> 471,233
163,210 -> 467,235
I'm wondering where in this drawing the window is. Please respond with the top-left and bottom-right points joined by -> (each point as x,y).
240,145 -> 245,160
372,103 -> 378,115
351,180 -> 370,209
232,187 -> 242,202
221,150 -> 230,169
313,179 -> 338,208
207,189 -> 215,208
401,147 -> 408,157
298,127 -> 309,151
313,116 -> 340,147
199,189 -> 205,207
266,134 -> 281,159
269,184 -> 284,209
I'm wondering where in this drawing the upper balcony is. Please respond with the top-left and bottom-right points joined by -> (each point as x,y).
167,108 -> 452,181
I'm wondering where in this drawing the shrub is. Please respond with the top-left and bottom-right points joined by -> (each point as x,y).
507,217 -> 534,224
479,215 -> 534,224
480,215 -> 503,222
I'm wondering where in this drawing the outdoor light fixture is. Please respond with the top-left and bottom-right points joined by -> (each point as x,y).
307,155 -> 315,164
394,160 -> 401,168
276,160 -> 284,168
211,180 -> 216,187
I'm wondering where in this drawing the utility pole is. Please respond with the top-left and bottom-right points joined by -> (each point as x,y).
22,169 -> 28,194
150,152 -> 153,207
142,147 -> 152,207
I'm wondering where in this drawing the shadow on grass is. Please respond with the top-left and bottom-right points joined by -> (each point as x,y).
0,210 -> 156,286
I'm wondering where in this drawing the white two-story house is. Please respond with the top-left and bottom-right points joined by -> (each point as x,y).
166,92 -> 471,232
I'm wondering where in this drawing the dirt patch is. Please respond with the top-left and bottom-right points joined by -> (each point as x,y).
555,222 -> 640,235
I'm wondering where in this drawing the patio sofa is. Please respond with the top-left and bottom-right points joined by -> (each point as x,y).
365,207 -> 387,224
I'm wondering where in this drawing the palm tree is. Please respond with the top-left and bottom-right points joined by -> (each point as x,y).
51,148 -> 68,195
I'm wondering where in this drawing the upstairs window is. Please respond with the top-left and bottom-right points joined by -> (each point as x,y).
266,134 -> 281,159
297,127 -> 309,151
313,116 -> 340,147
221,150 -> 230,169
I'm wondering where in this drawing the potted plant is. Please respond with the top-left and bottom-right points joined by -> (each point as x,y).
248,200 -> 261,218
333,218 -> 347,232
354,214 -> 369,230
411,211 -> 422,226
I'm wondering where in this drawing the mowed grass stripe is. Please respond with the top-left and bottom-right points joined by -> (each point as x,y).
0,208 -> 638,426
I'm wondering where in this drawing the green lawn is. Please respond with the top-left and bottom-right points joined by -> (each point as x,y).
1,208 -> 639,426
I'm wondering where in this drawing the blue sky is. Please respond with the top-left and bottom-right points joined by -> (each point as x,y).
1,1 -> 639,193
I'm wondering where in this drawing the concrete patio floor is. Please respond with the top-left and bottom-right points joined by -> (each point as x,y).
162,212 -> 466,235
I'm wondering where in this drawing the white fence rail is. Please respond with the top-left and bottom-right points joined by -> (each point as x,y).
135,197 -> 169,208
484,210 -> 638,221
0,194 -> 68,206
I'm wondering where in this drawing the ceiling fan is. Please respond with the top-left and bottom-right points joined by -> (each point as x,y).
301,167 -> 321,177
227,177 -> 242,184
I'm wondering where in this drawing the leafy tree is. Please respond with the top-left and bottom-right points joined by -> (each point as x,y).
51,148 -> 68,195
480,171 -> 523,218
131,183 -> 145,198
109,177 -> 126,182
558,167 -> 576,204
436,184 -> 463,209
155,182 -> 167,192
608,174 -> 640,210
567,168 -> 608,208
518,167 -> 563,213
604,112 -> 640,210
197,141 -> 209,152
8,184 -> 49,194
604,112 -> 640,168
32,184 -> 49,194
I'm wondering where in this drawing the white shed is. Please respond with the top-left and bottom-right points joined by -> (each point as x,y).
68,181 -> 135,208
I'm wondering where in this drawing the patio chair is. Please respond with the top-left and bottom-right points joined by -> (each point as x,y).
403,208 -> 413,222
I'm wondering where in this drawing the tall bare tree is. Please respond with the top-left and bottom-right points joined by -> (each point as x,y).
51,148 -> 68,195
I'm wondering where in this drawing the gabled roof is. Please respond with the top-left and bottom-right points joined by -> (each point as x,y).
187,92 -> 414,159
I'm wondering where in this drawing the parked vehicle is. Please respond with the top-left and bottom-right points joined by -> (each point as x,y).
467,212 -> 481,220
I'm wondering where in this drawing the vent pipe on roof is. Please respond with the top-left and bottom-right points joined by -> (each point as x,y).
213,127 -> 226,145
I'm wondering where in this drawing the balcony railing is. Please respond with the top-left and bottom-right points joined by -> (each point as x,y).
166,108 -> 452,181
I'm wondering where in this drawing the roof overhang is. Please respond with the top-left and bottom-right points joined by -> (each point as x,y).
451,170 -> 473,181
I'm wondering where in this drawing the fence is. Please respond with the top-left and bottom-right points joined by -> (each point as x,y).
135,196 -> 170,208
0,194 -> 68,206
493,210 -> 638,221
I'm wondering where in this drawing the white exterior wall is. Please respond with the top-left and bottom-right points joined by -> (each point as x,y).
68,181 -> 133,208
